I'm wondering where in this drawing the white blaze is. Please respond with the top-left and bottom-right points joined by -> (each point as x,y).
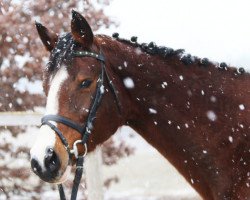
45,66 -> 68,115
30,66 -> 69,169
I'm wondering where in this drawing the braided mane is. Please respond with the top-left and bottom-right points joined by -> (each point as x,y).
111,33 -> 246,75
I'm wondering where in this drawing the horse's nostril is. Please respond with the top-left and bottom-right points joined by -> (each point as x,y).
44,148 -> 60,173
31,158 -> 42,173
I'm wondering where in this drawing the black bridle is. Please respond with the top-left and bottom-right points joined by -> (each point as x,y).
41,50 -> 115,200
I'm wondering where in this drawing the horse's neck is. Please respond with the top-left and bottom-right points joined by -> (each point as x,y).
102,38 -> 250,199
103,40 -> 205,159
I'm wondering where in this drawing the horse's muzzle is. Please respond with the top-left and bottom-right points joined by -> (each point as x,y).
31,147 -> 61,182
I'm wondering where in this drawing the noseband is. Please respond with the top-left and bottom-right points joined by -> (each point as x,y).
41,50 -> 117,200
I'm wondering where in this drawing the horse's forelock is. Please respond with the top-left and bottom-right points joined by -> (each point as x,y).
46,33 -> 75,73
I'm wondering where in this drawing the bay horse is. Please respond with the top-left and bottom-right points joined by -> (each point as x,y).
30,11 -> 250,200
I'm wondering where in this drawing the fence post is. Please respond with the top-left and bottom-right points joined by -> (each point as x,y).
85,146 -> 104,200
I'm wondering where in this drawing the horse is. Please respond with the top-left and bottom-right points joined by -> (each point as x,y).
30,10 -> 250,200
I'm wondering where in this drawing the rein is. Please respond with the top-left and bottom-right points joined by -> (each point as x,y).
41,50 -> 114,200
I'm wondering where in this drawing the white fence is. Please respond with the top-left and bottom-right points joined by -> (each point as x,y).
0,112 -> 103,200
0,112 -> 41,126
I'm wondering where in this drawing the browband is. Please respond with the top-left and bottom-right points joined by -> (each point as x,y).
72,50 -> 105,62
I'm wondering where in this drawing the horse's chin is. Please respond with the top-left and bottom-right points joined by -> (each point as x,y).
54,165 -> 72,184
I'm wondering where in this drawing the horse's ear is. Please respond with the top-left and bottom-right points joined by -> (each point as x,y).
71,10 -> 93,48
35,21 -> 58,51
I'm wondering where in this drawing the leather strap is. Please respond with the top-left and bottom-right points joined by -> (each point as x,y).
42,115 -> 85,134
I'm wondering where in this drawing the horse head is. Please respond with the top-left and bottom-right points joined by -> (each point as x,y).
30,11 -> 124,183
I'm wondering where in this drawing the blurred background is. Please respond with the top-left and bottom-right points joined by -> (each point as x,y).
0,0 -> 250,199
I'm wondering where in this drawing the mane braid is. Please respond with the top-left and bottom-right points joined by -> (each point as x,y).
46,33 -> 75,72
111,33 -> 247,75
112,33 -> 184,58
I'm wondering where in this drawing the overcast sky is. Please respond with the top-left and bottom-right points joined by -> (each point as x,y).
98,0 -> 250,69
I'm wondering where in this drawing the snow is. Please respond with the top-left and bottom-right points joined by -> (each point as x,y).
206,111 -> 217,122
187,90 -> 192,97
135,48 -> 142,55
239,104 -> 245,110
210,96 -> 217,103
101,85 -> 105,94
14,53 -> 33,68
5,36 -> 12,42
16,98 -> 23,105
179,75 -> 184,81
149,108 -> 157,114
1,58 -> 10,70
123,77 -> 135,89
13,78 -> 43,95
123,61 -> 128,68
228,136 -> 233,143
202,150 -> 207,154
161,82 -> 168,88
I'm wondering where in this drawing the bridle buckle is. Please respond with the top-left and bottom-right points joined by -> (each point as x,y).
70,140 -> 88,158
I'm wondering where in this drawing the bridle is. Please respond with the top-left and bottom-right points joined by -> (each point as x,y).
41,50 -> 118,200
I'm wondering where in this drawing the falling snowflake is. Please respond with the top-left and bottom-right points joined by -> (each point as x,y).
228,136 -> 233,143
123,77 -> 135,89
149,108 -> 157,114
210,96 -> 217,103
161,81 -> 168,88
239,104 -> 245,110
202,150 -> 207,154
206,110 -> 217,121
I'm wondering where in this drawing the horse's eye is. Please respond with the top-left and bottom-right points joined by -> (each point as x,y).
80,79 -> 92,88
